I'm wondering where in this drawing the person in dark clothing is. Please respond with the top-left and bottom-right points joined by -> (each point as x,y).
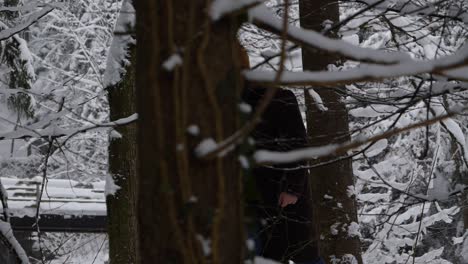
242,84 -> 323,264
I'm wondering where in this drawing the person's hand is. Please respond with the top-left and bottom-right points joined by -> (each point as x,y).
278,192 -> 298,208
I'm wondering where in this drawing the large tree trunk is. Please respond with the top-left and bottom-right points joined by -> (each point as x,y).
107,45 -> 137,263
135,1 -> 244,263
298,1 -> 363,263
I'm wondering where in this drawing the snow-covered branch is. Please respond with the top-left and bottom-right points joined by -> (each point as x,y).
0,5 -> 56,41
249,4 -> 412,65
254,106 -> 466,164
244,43 -> 468,86
0,114 -> 138,141
0,221 -> 29,263
0,3 -> 55,13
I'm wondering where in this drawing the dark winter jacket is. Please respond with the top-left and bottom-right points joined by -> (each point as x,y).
242,85 -> 308,201
242,84 -> 319,263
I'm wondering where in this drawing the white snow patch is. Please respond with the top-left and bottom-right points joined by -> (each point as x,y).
348,222 -> 361,238
196,234 -> 211,256
350,105 -> 398,118
330,222 -> 340,235
342,34 -> 359,45
254,144 -> 338,164
188,196 -> 198,203
321,19 -> 333,31
195,138 -> 218,157
238,155 -> 250,169
239,102 -> 253,113
16,36 -> 35,80
162,53 -> 182,71
109,129 -> 122,139
110,113 -> 138,126
105,174 -> 120,196
246,238 -> 255,251
347,185 -> 356,198
453,236 -> 464,245
426,174 -> 451,201
308,89 -> 328,111
187,125 -> 200,136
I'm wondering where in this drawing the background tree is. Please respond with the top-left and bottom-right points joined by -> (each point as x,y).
105,0 -> 137,263
298,0 -> 363,262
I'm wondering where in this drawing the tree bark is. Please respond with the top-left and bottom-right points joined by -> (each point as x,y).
135,1 -> 244,263
107,45 -> 137,264
298,0 -> 363,263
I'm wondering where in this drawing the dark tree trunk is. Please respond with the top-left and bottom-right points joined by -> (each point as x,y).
298,0 -> 363,263
135,0 -> 244,263
107,44 -> 137,264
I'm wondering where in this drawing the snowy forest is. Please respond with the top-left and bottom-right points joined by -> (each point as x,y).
1,0 -> 468,263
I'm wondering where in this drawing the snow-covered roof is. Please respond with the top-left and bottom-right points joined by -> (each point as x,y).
0,177 -> 106,217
